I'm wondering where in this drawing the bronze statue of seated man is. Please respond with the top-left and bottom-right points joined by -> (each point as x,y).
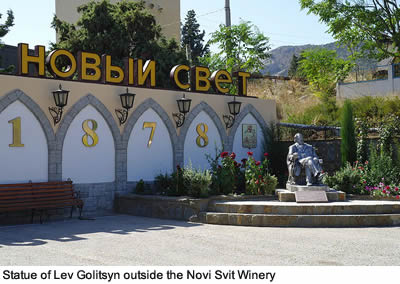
287,133 -> 324,186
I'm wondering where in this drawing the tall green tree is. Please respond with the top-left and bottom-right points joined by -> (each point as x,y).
300,0 -> 400,61
288,54 -> 299,78
181,9 -> 209,65
51,0 -> 187,88
341,100 -> 357,166
0,10 -> 13,39
200,20 -> 271,74
299,48 -> 353,97
299,48 -> 353,125
0,9 -> 14,73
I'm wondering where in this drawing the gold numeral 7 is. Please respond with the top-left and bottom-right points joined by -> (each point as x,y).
142,122 -> 157,148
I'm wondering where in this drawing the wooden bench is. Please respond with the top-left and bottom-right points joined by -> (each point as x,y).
0,181 -> 84,223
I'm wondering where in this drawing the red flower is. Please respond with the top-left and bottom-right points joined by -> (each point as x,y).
397,195 -> 400,200
247,151 -> 253,156
237,163 -> 241,168
383,189 -> 387,194
230,152 -> 236,159
264,153 -> 269,157
241,158 -> 247,163
395,187 -> 399,192
258,175 -> 262,179
234,161 -> 238,167
255,161 -> 261,166
220,151 -> 229,158
255,180 -> 259,185
365,161 -> 369,165
386,185 -> 391,190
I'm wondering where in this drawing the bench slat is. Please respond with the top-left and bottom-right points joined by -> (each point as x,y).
0,189 -> 75,198
0,184 -> 73,191
0,181 -> 83,221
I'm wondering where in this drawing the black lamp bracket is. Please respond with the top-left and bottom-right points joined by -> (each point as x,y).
173,112 -> 186,128
49,106 -> 63,126
223,114 -> 235,129
115,109 -> 129,126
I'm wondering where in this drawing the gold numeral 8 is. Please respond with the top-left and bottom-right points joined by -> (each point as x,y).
196,123 -> 209,148
82,119 -> 99,147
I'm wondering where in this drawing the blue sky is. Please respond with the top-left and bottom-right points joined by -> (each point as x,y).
1,0 -> 334,50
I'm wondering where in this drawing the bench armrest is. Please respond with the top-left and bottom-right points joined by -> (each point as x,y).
74,191 -> 81,199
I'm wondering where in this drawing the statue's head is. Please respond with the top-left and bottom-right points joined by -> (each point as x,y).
294,133 -> 304,144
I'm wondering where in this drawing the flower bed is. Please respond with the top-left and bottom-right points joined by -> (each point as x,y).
144,152 -> 278,198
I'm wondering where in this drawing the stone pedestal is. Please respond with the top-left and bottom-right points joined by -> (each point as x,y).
286,184 -> 330,192
276,184 -> 346,203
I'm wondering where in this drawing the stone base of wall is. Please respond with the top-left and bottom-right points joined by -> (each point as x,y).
115,194 -> 278,221
115,194 -> 210,221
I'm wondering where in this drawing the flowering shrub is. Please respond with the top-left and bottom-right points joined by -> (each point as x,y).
245,152 -> 278,195
210,151 -> 242,195
365,180 -> 400,199
323,162 -> 366,194
324,159 -> 400,199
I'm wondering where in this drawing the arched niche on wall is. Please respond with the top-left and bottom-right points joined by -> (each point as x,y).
0,89 -> 54,183
179,102 -> 227,169
229,104 -> 268,162
122,98 -> 177,181
56,94 -> 120,184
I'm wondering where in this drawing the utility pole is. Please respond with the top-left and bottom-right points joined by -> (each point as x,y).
225,0 -> 231,27
225,0 -> 231,70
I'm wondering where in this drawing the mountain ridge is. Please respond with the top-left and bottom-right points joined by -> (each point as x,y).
262,42 -> 376,76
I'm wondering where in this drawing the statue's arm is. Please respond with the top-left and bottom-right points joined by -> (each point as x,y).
287,146 -> 298,162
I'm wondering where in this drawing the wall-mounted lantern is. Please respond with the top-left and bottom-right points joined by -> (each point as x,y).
173,93 -> 192,128
49,84 -> 69,125
115,88 -> 136,125
223,96 -> 242,129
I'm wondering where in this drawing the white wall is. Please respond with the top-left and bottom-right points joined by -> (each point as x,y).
184,111 -> 222,169
337,80 -> 393,98
127,108 -> 173,181
232,114 -> 264,162
62,105 -> 115,183
0,101 -> 48,183
337,65 -> 398,98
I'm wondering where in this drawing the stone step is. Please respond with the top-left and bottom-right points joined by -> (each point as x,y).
209,200 -> 400,215
199,212 -> 400,227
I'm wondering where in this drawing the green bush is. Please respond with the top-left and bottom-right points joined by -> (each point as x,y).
323,163 -> 364,194
134,179 -> 145,193
182,165 -> 212,198
365,145 -> 400,186
155,165 -> 211,198
154,173 -> 174,194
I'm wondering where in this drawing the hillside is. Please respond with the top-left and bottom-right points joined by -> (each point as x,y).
262,42 -> 377,76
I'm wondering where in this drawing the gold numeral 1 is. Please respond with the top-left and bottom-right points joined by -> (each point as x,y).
8,117 -> 24,147
143,122 -> 157,148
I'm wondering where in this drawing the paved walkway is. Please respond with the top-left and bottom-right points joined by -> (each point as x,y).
0,214 -> 399,265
